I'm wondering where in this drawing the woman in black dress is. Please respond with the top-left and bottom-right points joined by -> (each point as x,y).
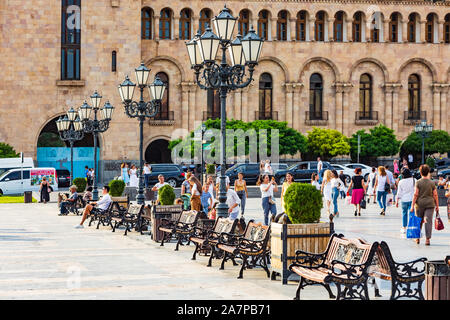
40,177 -> 50,203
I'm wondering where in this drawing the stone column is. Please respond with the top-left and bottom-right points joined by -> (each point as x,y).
290,18 -> 297,41
188,84 -> 197,131
271,17 -> 277,41
346,18 -> 352,42
292,84 -> 302,131
419,20 -> 426,43
383,19 -> 390,43
309,17 -> 316,41
365,19 -> 371,42
438,20 -> 444,43
241,86 -> 249,122
154,16 -> 160,40
432,85 -> 441,130
328,18 -> 335,42
227,91 -> 234,120
234,90 -> 242,120
174,15 -> 180,40
335,84 -> 344,133
384,85 -> 393,128
441,86 -> 448,132
392,85 -> 400,133
285,83 -> 294,126
192,16 -> 199,37
251,17 -> 258,33
181,83 -> 190,131
342,85 -> 352,136
401,19 -> 408,43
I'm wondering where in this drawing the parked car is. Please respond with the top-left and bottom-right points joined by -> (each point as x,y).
0,157 -> 34,176
438,168 -> 450,180
342,163 -> 372,181
147,164 -> 185,188
435,158 -> 450,171
225,163 -> 288,185
56,169 -> 71,188
0,167 -> 58,195
330,164 -> 353,184
274,161 -> 335,184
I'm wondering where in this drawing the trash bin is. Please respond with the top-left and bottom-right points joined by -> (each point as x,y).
425,257 -> 450,300
24,191 -> 33,203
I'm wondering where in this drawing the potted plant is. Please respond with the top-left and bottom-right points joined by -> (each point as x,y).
270,183 -> 334,285
158,184 -> 176,205
109,179 -> 126,197
72,177 -> 87,193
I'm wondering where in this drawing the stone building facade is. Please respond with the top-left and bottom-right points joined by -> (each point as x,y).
0,0 -> 449,171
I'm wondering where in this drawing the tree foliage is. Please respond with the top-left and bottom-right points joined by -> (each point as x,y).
306,127 -> 350,159
0,143 -> 19,158
401,130 -> 450,156
37,132 -> 65,147
349,125 -> 401,160
284,183 -> 323,224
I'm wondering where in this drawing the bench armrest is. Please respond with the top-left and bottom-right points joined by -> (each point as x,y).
160,218 -> 176,228
191,226 -> 208,238
236,238 -> 266,253
292,250 -> 326,268
218,232 -> 240,246
330,260 -> 369,280
394,257 -> 427,278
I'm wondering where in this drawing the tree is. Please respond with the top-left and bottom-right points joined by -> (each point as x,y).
349,125 -> 401,161
306,127 -> 350,159
401,130 -> 450,157
0,143 -> 19,158
37,132 -> 65,147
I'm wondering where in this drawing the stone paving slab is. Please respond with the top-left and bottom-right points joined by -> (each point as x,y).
0,197 -> 448,300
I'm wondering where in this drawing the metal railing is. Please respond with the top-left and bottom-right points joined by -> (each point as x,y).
305,111 -> 328,125
356,111 -> 378,120
404,111 -> 426,125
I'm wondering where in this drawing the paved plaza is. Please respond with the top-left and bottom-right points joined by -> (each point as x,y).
0,195 -> 448,300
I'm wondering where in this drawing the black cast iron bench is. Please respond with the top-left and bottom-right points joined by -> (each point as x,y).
159,210 -> 200,251
111,204 -> 144,235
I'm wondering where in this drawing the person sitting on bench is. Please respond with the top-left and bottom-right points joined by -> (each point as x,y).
75,186 -> 112,229
59,185 -> 78,215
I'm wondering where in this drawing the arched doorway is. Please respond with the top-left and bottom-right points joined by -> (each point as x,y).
145,139 -> 172,163
37,117 -> 99,180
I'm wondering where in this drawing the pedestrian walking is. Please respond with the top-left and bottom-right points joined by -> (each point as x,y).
189,176 -> 202,212
329,170 -> 344,221
373,166 -> 391,216
200,184 -> 213,218
396,168 -> 415,235
348,167 -> 366,217
311,173 -> 321,190
206,175 -> 215,201
39,177 -> 51,203
366,167 -> 377,204
129,164 -> 138,188
338,170 -> 347,199
410,164 -> 439,245
84,166 -> 90,186
392,172 -> 399,202
393,159 -> 400,174
143,162 -> 151,188
321,170 -> 333,216
260,174 -> 278,226
234,172 -> 248,216
317,157 -> 324,184
181,172 -> 192,195
226,185 -> 241,220
281,172 -> 294,212
121,163 -> 130,186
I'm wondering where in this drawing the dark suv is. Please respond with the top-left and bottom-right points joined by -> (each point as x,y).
225,163 -> 288,185
274,161 -> 335,184
56,169 -> 71,188
147,164 -> 185,188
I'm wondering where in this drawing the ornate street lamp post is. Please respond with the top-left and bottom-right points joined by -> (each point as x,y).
118,64 -> 166,205
185,6 -> 264,217
77,92 -> 114,201
414,120 -> 433,165
56,108 -> 84,185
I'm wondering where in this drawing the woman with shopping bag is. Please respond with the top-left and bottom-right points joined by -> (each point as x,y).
410,164 -> 440,246
347,167 -> 366,217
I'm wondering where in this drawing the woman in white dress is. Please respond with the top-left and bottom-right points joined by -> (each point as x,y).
366,167 -> 377,204
129,164 -> 139,188
321,170 -> 333,216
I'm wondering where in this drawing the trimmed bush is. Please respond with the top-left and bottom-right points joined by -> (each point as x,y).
284,183 -> 323,224
72,178 -> 87,193
206,164 -> 216,174
158,184 -> 176,205
109,179 -> 126,197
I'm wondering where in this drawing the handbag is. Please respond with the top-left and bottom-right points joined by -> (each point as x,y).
360,195 -> 367,209
407,211 -> 422,239
435,213 -> 445,231
384,183 -> 391,193
268,196 -> 276,205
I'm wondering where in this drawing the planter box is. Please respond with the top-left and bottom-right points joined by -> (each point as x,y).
270,222 -> 334,284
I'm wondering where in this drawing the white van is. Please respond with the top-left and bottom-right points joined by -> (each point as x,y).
0,168 -> 58,195
0,157 -> 34,176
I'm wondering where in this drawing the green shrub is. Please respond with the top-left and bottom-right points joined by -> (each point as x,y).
158,184 -> 176,205
206,164 -> 216,174
426,157 -> 436,168
284,183 -> 323,224
109,179 -> 126,197
72,178 -> 87,192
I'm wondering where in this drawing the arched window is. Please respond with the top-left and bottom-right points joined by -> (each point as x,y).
199,9 -> 212,33
408,74 -> 421,119
309,73 -> 323,120
370,16 -> 380,42
445,14 -> 450,43
408,13 -> 417,43
389,13 -> 399,42
61,0 -> 81,80
179,9 -> 191,40
334,11 -> 344,42
206,89 -> 220,119
315,11 -> 325,41
277,11 -> 288,41
296,11 -> 307,41
258,10 -> 269,40
359,74 -> 372,119
259,73 -> 273,119
353,12 -> 362,42
238,10 -> 250,36
426,14 -> 435,43
141,7 -> 153,39
154,72 -> 169,120
159,8 -> 172,39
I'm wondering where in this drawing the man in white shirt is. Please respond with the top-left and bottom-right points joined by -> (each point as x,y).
152,175 -> 168,201
317,157 -> 323,183
143,162 -> 151,188
226,185 -> 241,220
75,186 -> 112,228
